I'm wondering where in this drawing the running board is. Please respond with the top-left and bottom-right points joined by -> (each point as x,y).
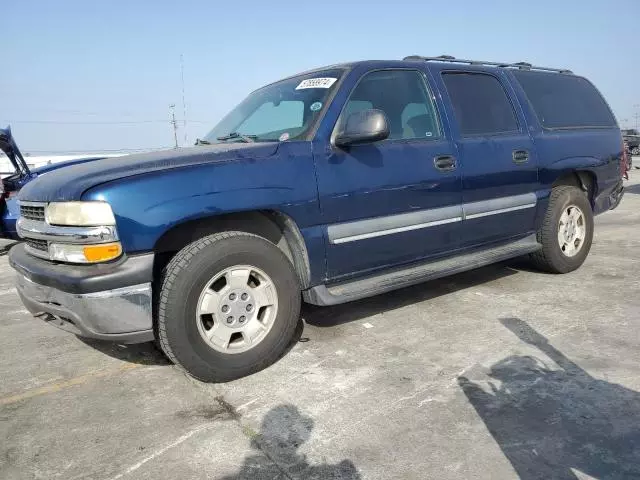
303,234 -> 541,306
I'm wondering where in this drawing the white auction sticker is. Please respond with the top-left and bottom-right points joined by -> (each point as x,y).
295,77 -> 337,90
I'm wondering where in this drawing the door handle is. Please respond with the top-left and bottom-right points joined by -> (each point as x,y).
512,150 -> 529,164
434,155 -> 456,171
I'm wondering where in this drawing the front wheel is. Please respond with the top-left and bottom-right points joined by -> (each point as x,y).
157,232 -> 301,382
631,146 -> 640,156
530,186 -> 594,273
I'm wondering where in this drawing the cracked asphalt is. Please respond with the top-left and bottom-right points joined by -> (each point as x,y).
1,171 -> 639,479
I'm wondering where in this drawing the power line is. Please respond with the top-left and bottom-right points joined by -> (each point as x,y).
9,108 -> 162,117
2,119 -> 209,125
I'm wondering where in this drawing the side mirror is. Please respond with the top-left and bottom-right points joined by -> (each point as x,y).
335,109 -> 389,147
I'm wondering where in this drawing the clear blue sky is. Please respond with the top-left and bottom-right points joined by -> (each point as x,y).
3,0 -> 638,154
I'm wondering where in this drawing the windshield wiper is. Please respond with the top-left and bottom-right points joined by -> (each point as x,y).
216,132 -> 258,143
195,138 -> 212,145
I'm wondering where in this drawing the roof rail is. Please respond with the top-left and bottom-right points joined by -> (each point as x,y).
403,55 -> 573,74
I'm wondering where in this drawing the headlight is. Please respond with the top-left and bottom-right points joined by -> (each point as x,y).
46,202 -> 116,226
49,242 -> 123,263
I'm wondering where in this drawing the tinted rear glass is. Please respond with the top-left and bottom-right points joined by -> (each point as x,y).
513,71 -> 616,129
442,72 -> 519,136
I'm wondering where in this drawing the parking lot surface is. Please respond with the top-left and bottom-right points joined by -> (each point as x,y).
2,172 -> 640,480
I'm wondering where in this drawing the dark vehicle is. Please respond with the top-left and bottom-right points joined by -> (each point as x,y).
9,56 -> 626,382
622,128 -> 640,156
0,127 -> 104,239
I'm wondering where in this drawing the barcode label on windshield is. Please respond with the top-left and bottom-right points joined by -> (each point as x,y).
295,78 -> 337,90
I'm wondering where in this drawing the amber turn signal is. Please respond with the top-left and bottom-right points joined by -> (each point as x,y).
82,243 -> 123,263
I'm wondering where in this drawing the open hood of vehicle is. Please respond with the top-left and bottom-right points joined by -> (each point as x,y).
0,126 -> 30,176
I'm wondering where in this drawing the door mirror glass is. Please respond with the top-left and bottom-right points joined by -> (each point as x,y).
335,109 -> 389,147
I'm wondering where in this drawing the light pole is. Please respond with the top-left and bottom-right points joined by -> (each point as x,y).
169,104 -> 179,149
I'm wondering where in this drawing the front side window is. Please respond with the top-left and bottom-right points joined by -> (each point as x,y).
337,70 -> 441,140
203,69 -> 344,143
442,72 -> 519,136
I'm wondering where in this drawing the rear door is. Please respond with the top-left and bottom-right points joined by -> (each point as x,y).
434,67 -> 539,247
314,66 -> 462,280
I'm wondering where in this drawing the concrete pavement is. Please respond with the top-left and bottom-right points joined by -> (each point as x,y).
1,173 -> 639,479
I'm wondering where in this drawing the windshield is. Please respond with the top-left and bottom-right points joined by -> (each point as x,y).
203,68 -> 345,143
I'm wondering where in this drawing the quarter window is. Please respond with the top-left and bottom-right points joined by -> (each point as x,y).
512,70 -> 616,129
442,72 -> 519,136
337,70 -> 440,140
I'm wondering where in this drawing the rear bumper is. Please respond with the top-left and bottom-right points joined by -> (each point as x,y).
1,213 -> 18,239
9,244 -> 154,343
594,179 -> 624,214
606,180 -> 624,211
1,196 -> 19,239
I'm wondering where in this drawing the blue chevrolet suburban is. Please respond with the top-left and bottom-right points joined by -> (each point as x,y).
10,56 -> 626,382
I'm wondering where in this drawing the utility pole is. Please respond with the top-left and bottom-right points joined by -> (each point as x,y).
181,54 -> 188,146
634,104 -> 640,131
169,104 -> 179,149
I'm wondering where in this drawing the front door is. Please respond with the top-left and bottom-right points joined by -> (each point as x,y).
436,68 -> 539,247
314,68 -> 462,280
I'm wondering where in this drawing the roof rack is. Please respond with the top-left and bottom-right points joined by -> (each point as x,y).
403,55 -> 573,74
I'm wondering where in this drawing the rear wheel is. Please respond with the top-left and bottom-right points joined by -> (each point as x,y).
157,231 -> 301,382
530,186 -> 594,273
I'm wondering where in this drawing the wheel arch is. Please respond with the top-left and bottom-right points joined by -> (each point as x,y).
153,210 -> 311,289
551,170 -> 597,207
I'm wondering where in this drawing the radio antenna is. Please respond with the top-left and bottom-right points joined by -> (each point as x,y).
180,54 -> 187,146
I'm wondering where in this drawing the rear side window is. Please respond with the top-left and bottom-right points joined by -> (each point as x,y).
512,70 -> 616,129
442,72 -> 519,136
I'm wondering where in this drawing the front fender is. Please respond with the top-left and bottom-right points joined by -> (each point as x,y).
81,143 -> 321,253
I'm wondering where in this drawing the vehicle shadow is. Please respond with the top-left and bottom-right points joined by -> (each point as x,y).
458,318 -> 640,479
0,241 -> 18,257
81,262 -> 520,368
220,403 -> 361,479
303,262 -> 520,327
78,337 -> 171,366
79,317 -> 305,367
624,182 -> 640,195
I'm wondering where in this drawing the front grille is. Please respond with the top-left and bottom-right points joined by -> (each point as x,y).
20,205 -> 46,221
25,238 -> 48,252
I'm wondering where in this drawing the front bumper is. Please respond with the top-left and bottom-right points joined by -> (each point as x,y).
10,244 -> 155,343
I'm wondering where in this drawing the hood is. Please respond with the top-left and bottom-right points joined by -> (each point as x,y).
0,126 -> 30,176
18,142 -> 280,202
30,156 -> 107,175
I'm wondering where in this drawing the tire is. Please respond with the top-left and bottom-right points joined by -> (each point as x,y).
631,146 -> 640,156
529,185 -> 594,274
157,231 -> 301,382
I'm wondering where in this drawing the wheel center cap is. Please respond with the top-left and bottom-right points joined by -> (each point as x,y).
219,289 -> 255,328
